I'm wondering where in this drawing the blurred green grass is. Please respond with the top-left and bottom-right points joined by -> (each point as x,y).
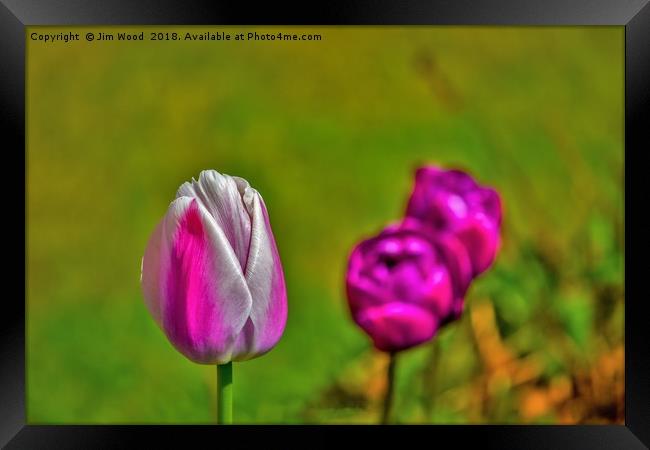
26,26 -> 623,424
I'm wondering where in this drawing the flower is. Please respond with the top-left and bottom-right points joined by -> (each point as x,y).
141,170 -> 287,364
345,219 -> 472,352
406,166 -> 502,276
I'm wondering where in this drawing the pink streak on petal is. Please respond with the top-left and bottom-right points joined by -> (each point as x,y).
163,200 -> 230,363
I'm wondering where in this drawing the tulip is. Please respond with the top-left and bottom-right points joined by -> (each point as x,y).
406,166 -> 502,276
140,169 -> 287,423
345,218 -> 472,353
346,166 -> 502,424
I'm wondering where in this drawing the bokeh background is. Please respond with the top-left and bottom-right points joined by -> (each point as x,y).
27,26 -> 624,424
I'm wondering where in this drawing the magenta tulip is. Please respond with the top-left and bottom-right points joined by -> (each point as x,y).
345,219 -> 472,352
406,166 -> 502,276
141,170 -> 287,365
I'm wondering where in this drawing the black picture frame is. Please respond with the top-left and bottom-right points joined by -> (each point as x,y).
2,1 -> 648,448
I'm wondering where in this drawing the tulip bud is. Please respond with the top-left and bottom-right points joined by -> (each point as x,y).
406,166 -> 502,276
345,219 -> 472,352
141,170 -> 287,364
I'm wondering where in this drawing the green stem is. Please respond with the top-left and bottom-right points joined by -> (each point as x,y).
422,338 -> 440,418
217,362 -> 233,424
381,352 -> 397,425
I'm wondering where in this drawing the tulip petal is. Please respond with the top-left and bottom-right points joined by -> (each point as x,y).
155,197 -> 252,364
456,214 -> 500,276
176,170 -> 252,270
230,186 -> 287,360
141,218 -> 165,324
356,303 -> 438,352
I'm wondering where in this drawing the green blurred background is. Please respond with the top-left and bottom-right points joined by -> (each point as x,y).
27,26 -> 624,424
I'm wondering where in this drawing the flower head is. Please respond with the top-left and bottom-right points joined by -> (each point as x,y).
345,219 -> 472,352
406,166 -> 502,275
141,170 -> 287,364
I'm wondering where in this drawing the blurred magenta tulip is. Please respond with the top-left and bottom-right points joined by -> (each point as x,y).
346,219 -> 472,352
406,166 -> 502,276
141,170 -> 287,364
